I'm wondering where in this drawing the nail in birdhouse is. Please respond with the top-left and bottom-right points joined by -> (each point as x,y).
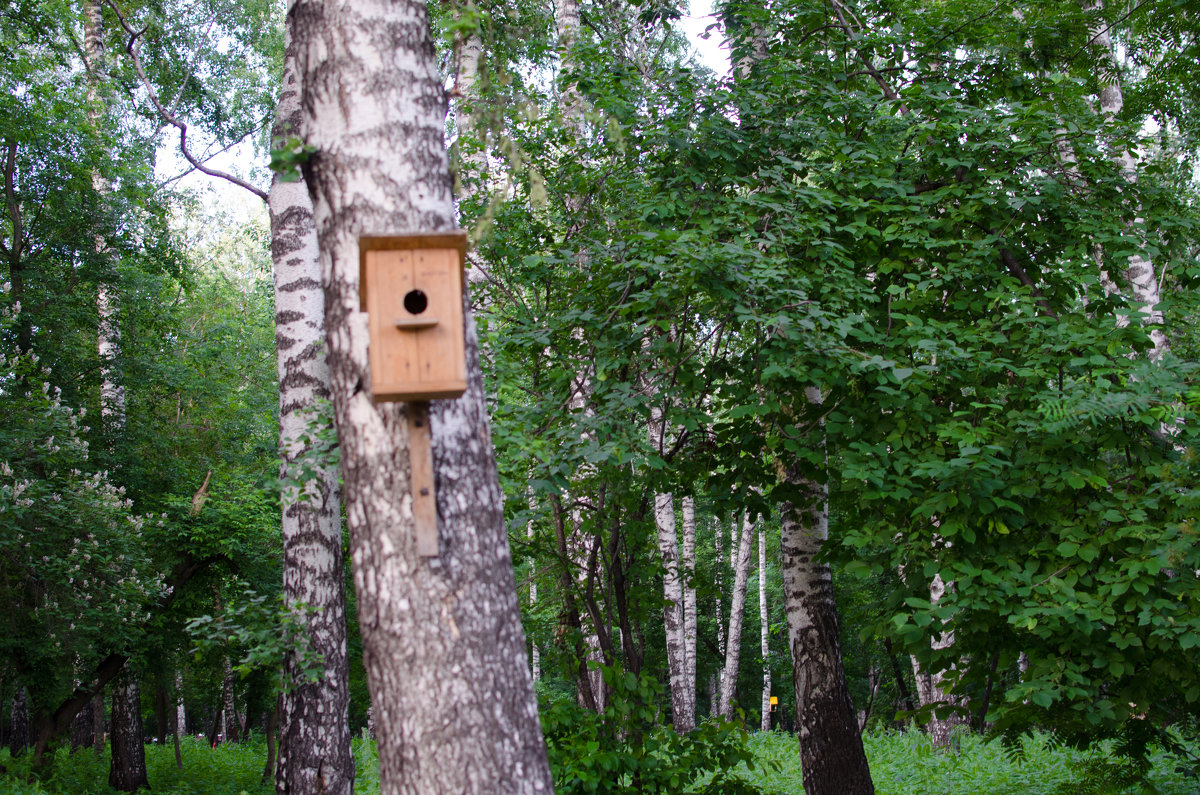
359,232 -> 468,402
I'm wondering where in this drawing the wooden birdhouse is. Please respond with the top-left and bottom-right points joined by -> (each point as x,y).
359,232 -> 469,558
359,232 -> 468,402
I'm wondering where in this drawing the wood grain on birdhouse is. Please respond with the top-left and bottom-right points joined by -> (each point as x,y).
360,233 -> 468,402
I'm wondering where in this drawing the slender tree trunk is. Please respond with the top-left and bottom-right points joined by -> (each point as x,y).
170,680 -> 183,770
271,7 -> 355,791
220,657 -> 238,743
654,490 -> 693,732
718,509 -> 756,719
9,688 -> 30,757
154,684 -> 168,746
1083,0 -> 1169,361
759,522 -> 771,732
681,497 -> 697,726
780,455 -> 873,794
108,672 -> 149,792
262,706 -> 279,785
918,572 -> 966,749
295,0 -> 552,790
92,690 -> 106,756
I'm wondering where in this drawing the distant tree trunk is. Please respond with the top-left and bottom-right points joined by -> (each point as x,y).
681,497 -> 697,725
759,522 -> 771,732
154,684 -> 168,745
780,452 -> 874,795
718,509 -> 756,719
295,0 -> 553,790
270,6 -> 355,792
9,687 -> 30,756
220,658 -> 238,744
108,672 -> 149,792
527,492 -> 541,681
914,572 -> 967,749
70,693 -> 94,751
93,690 -> 106,756
1084,0 -> 1170,361
262,705 -> 278,785
169,679 -> 183,770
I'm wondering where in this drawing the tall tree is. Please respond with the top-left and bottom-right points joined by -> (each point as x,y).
269,3 -> 354,791
294,0 -> 553,790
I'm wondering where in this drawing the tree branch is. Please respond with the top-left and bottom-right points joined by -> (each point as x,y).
105,1 -> 268,202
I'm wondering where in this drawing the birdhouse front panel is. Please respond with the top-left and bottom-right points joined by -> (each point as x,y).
360,234 -> 468,402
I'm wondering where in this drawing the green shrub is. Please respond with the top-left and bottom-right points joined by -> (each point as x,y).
539,665 -> 761,794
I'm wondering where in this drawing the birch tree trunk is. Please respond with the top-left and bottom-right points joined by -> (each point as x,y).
718,509 -> 756,720
107,671 -> 148,791
220,657 -> 238,743
295,0 -> 552,790
681,497 -> 697,725
780,460 -> 873,794
915,572 -> 966,749
1085,0 -> 1169,360
648,388 -> 693,732
271,7 -> 355,791
654,490 -> 693,732
758,522 -> 771,732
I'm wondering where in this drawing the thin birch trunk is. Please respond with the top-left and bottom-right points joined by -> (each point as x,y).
648,386 -> 693,732
220,657 -> 236,743
271,7 -> 355,790
681,496 -> 697,726
294,0 -> 552,789
718,509 -> 756,720
1084,0 -> 1169,360
759,522 -> 771,732
654,490 -> 693,732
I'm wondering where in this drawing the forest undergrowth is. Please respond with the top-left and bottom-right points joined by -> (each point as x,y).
1,730 -> 1197,794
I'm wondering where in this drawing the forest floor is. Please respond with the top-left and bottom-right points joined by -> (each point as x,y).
0,729 -> 1196,793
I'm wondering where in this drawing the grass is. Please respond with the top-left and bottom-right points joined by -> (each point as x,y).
1,729 -> 1196,793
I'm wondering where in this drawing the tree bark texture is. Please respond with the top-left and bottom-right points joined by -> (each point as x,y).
780,464 -> 874,795
654,491 -> 694,732
718,509 -> 756,720
220,657 -> 238,743
271,9 -> 355,792
108,672 -> 149,792
70,692 -> 94,751
759,522 -> 771,732
681,496 -> 697,726
294,0 -> 552,790
9,688 -> 30,756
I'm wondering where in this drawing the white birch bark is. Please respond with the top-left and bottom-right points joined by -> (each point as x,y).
271,7 -> 355,790
780,472 -> 874,792
681,496 -> 697,725
759,522 -> 771,732
780,389 -> 873,794
1084,0 -> 1169,360
294,0 -> 552,790
653,490 -> 693,732
718,509 -> 756,719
